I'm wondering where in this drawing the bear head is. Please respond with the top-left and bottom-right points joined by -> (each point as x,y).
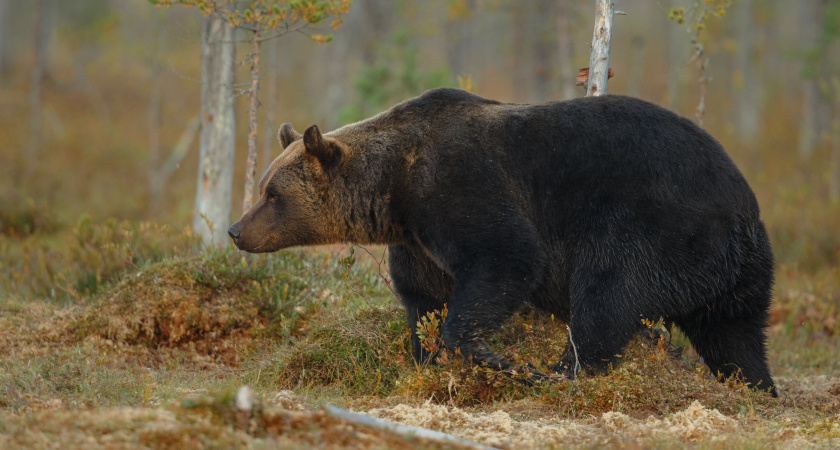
228,123 -> 346,252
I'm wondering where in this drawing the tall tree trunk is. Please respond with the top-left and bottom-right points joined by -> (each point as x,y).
260,39 -> 278,176
556,5 -> 578,100
242,30 -> 261,214
735,0 -> 759,143
194,14 -> 236,247
586,0 -> 615,97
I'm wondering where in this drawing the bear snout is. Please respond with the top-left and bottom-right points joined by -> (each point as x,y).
227,224 -> 242,245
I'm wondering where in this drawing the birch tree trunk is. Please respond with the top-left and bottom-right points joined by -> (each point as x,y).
260,39 -> 278,176
194,14 -> 236,247
242,30 -> 261,214
586,0 -> 615,97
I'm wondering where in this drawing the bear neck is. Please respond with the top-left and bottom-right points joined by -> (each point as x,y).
328,148 -> 407,247
326,117 -> 425,247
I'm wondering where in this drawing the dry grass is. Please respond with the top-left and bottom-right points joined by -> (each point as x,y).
2,240 -> 839,447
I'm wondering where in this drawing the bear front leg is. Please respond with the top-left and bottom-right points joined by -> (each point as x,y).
388,243 -> 453,364
441,248 -> 546,372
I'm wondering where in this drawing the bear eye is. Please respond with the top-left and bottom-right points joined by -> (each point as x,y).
266,192 -> 278,202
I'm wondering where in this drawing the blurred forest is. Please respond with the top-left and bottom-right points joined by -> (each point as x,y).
0,0 -> 839,267
2,2 -> 840,446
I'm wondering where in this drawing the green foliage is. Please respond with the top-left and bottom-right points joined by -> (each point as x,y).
415,305 -> 447,357
148,0 -> 350,43
340,31 -> 453,125
668,7 -> 686,24
272,307 -> 410,396
667,1 -> 729,33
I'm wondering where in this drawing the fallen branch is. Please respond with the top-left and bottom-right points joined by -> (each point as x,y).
323,404 -> 499,450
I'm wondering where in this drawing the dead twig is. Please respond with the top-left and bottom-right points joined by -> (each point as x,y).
357,246 -> 397,298
566,325 -> 581,379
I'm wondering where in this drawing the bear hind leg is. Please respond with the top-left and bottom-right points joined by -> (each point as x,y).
676,313 -> 776,397
551,272 -> 643,378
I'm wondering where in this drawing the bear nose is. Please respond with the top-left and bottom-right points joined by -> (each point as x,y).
227,225 -> 241,243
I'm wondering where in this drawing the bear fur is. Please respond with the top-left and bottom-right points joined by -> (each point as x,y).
229,88 -> 777,396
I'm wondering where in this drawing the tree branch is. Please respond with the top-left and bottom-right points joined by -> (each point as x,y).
322,404 -> 500,450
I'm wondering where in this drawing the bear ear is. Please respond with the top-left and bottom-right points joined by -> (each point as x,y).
278,123 -> 302,150
303,124 -> 342,167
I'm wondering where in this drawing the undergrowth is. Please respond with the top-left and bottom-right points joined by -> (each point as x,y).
0,217 -> 838,447
0,215 -> 198,302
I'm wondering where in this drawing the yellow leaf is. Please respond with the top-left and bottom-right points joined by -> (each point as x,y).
457,74 -> 475,93
311,34 -> 334,45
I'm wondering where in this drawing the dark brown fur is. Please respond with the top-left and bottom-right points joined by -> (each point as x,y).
229,88 -> 776,396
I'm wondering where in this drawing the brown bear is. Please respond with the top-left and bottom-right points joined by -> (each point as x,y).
228,88 -> 777,396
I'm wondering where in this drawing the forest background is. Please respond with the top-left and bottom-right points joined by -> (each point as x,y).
1,0 -> 839,448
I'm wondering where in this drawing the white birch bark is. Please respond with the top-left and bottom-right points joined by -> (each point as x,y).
586,0 -> 615,97
194,14 -> 236,247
